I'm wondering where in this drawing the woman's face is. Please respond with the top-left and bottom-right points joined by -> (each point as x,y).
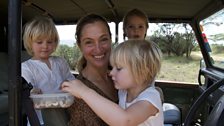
79,21 -> 112,69
125,15 -> 147,40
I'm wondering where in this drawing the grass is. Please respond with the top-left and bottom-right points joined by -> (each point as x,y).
157,51 -> 202,83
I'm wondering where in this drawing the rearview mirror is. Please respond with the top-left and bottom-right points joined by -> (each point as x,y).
200,59 -> 206,69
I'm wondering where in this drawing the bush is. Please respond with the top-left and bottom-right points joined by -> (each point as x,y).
53,44 -> 81,70
211,44 -> 224,54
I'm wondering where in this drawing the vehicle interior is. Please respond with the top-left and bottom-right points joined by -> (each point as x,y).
1,0 -> 224,126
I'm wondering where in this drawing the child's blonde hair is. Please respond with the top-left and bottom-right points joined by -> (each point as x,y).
23,16 -> 59,56
110,40 -> 162,86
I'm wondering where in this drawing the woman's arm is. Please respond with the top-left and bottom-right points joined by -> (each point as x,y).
61,80 -> 158,126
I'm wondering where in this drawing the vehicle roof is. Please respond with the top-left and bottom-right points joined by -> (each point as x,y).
1,0 -> 223,24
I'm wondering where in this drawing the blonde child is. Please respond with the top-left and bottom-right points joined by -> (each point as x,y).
22,16 -> 75,126
62,39 -> 164,126
123,8 -> 149,40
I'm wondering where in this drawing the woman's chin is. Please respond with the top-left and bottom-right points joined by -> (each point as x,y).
93,59 -> 109,67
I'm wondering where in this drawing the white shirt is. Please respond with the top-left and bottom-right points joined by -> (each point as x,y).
118,86 -> 164,126
22,56 -> 75,125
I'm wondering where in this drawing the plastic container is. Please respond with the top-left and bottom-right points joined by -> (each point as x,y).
30,93 -> 74,109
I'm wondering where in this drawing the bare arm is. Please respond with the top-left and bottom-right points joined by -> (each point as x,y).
61,80 -> 158,126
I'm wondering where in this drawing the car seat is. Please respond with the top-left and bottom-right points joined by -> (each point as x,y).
155,87 -> 181,126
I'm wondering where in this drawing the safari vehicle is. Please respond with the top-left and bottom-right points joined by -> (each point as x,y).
0,0 -> 224,126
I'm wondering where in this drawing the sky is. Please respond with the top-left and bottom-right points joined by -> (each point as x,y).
56,9 -> 224,46
56,21 -> 224,46
56,23 -> 126,46
56,22 -> 155,46
56,23 -> 120,46
56,25 -> 76,46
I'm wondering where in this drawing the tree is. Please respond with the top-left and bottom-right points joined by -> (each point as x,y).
182,24 -> 196,58
209,33 -> 224,42
159,23 -> 176,56
53,44 -> 81,70
171,32 -> 186,56
150,23 -> 196,57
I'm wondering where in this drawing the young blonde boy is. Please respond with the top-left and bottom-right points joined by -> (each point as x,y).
22,16 -> 75,126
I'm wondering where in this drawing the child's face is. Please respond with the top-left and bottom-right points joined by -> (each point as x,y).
31,38 -> 57,60
110,63 -> 136,90
125,15 -> 147,40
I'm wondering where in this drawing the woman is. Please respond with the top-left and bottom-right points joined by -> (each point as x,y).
67,14 -> 118,126
62,40 -> 164,126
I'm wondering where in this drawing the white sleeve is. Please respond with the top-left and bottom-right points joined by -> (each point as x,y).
21,62 -> 35,86
118,89 -> 126,109
59,57 -> 75,81
137,87 -> 162,111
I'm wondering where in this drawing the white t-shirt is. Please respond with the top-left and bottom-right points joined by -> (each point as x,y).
118,86 -> 164,126
22,56 -> 75,125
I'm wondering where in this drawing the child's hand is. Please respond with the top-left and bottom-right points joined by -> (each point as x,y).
30,88 -> 42,94
61,79 -> 89,99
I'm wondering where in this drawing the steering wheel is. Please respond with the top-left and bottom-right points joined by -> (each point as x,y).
184,78 -> 224,126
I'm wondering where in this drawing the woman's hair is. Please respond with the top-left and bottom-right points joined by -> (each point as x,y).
123,8 -> 149,39
110,39 -> 162,86
75,14 -> 111,72
75,13 -> 111,45
23,16 -> 59,56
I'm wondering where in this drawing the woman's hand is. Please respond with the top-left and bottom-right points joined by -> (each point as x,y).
61,79 -> 90,99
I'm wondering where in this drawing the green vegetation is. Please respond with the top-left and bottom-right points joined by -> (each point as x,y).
157,52 -> 201,83
53,44 -> 81,70
211,44 -> 224,54
149,23 -> 197,58
54,25 -> 223,84
54,43 -> 202,83
209,44 -> 224,68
